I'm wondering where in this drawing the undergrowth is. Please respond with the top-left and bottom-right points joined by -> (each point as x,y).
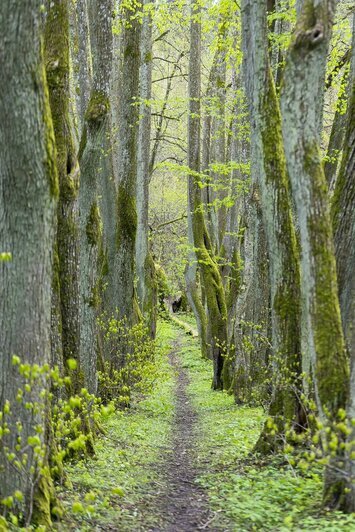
177,320 -> 355,531
54,321 -> 176,531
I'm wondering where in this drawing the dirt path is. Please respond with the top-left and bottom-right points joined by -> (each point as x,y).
153,340 -> 212,532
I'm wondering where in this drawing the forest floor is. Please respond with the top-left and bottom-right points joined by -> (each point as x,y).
56,320 -> 355,532
154,340 -> 211,530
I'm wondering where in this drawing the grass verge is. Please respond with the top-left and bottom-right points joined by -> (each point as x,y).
178,328 -> 355,531
55,321 -> 176,531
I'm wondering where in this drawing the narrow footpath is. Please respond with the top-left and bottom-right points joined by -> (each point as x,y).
155,341 -> 212,531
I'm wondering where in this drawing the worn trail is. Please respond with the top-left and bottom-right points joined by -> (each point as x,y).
154,340 -> 212,531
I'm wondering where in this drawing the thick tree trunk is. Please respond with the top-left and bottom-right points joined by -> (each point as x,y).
281,0 -> 349,506
241,0 -> 302,451
45,0 -> 82,391
78,0 -> 113,394
88,0 -> 116,323
136,0 -> 157,338
113,3 -> 141,324
232,188 -> 271,405
0,0 -> 58,523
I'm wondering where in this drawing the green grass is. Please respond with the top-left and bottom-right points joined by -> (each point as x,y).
178,331 -> 355,532
175,311 -> 197,328
55,321 -> 355,531
56,321 -> 176,531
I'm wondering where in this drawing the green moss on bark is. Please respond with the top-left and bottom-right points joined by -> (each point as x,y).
304,141 -> 348,413
85,91 -> 110,126
32,465 -> 58,528
116,184 -> 137,248
86,202 -> 102,246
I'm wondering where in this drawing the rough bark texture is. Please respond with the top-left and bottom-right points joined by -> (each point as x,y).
113,3 -> 141,324
241,0 -> 302,451
281,0 -> 349,506
78,0 -> 113,394
45,0 -> 82,391
232,188 -> 271,405
332,16 -> 355,513
136,0 -> 158,338
72,0 -> 92,136
0,0 -> 58,523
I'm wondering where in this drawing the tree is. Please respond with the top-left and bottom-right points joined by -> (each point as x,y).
332,13 -> 355,512
188,0 -> 228,389
113,1 -> 142,325
45,0 -> 82,391
78,0 -> 113,394
241,0 -> 302,450
281,0 -> 349,506
136,0 -> 158,338
0,0 -> 58,524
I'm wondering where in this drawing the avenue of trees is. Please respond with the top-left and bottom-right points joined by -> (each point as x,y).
0,0 -> 354,526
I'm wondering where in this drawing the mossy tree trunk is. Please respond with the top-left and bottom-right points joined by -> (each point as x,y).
188,0 -> 228,389
280,0 -> 349,506
78,0 -> 113,394
241,0 -> 302,451
113,2 -> 142,325
45,0 -> 83,393
224,67 -> 259,391
0,0 -> 58,524
332,15 -> 355,512
72,0 -> 92,136
87,0 -> 116,323
232,186 -> 271,405
185,222 -> 209,360
136,0 -> 158,339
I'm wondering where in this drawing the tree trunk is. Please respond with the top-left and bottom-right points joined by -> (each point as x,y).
281,0 -> 349,506
241,0 -> 302,451
113,2 -> 142,324
0,0 -> 58,524
136,0 -> 158,338
188,0 -> 228,390
78,0 -> 113,394
332,15 -> 355,512
45,0 -> 82,392
72,0 -> 92,136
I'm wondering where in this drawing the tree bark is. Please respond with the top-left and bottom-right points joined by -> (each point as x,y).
136,0 -> 158,338
0,0 -> 58,523
78,0 -> 113,394
281,0 -> 349,506
113,2 -> 142,324
241,0 -> 302,451
332,14 -> 355,512
45,0 -> 82,391
188,0 -> 228,389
